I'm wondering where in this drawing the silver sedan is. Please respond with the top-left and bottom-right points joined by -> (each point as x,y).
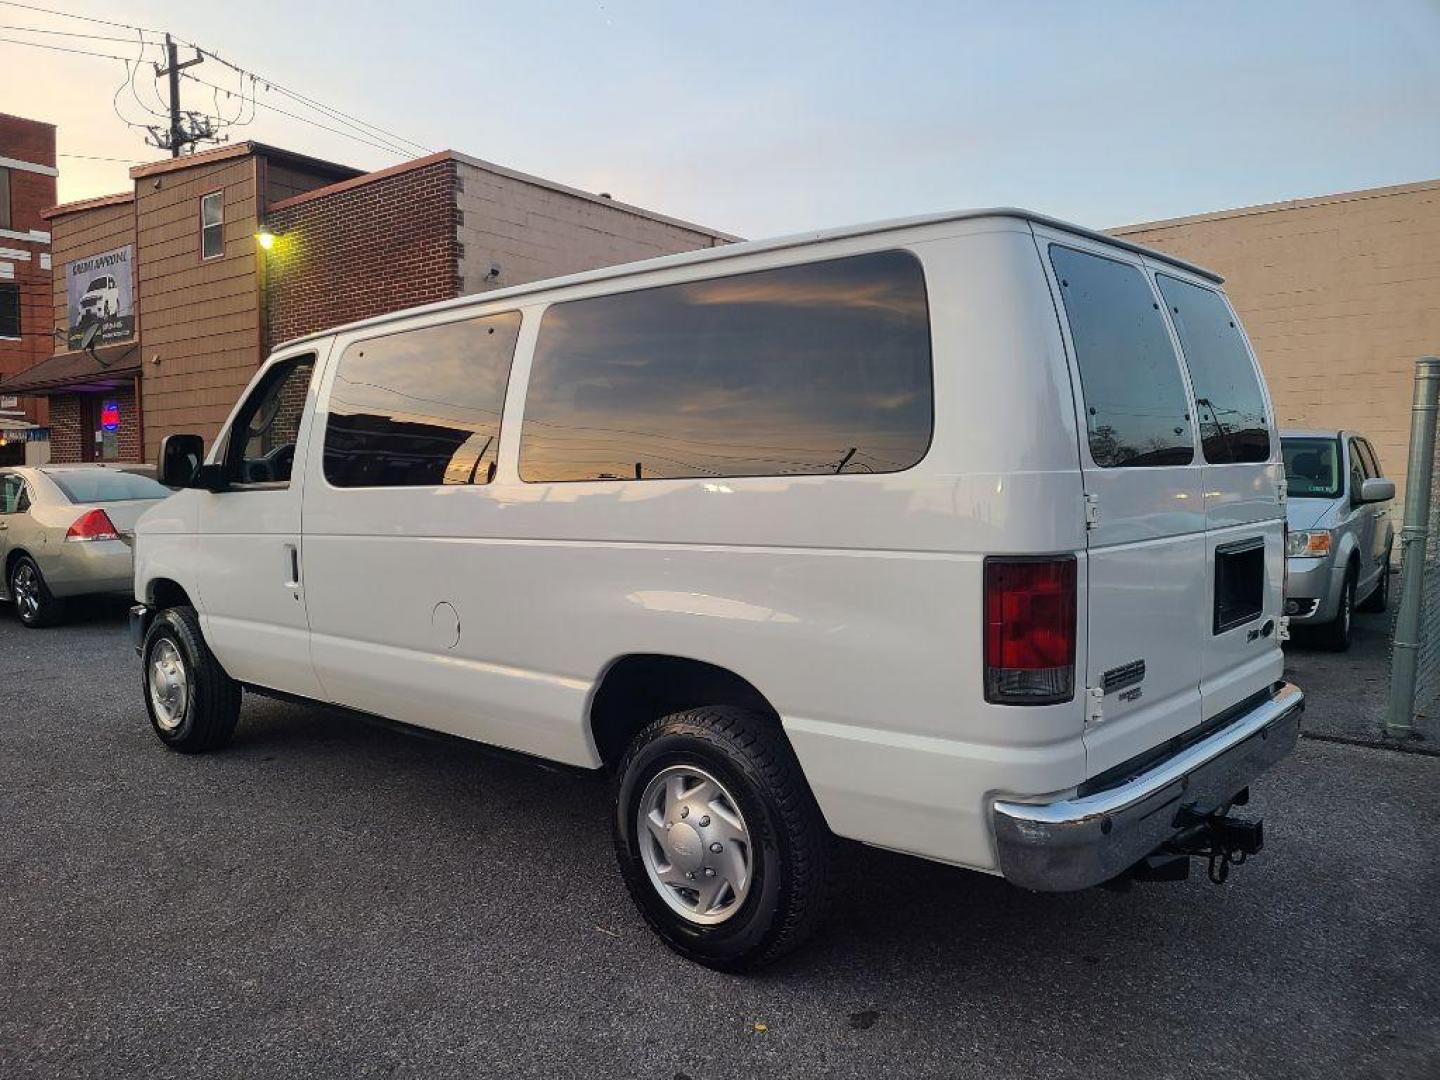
0,465 -> 171,628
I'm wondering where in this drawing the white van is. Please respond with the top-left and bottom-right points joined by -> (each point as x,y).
132,209 -> 1303,970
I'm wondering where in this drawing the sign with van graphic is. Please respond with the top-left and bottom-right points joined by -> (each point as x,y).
66,245 -> 135,351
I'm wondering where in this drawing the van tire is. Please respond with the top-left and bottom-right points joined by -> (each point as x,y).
1358,552 -> 1391,614
141,605 -> 241,752
9,554 -> 64,628
612,706 -> 833,971
1318,567 -> 1356,652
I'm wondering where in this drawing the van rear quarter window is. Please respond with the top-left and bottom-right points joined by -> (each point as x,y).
1156,274 -> 1270,464
324,313 -> 521,488
1048,245 -> 1193,468
518,250 -> 933,482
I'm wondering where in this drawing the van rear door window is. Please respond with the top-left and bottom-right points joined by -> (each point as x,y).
1156,274 -> 1270,464
1049,245 -> 1193,468
518,250 -> 932,482
324,312 -> 521,488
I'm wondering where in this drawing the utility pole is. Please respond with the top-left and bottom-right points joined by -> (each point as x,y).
148,34 -> 216,157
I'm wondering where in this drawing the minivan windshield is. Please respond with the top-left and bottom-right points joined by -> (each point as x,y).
43,469 -> 170,504
1282,437 -> 1342,499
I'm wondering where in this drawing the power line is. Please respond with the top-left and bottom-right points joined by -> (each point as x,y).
0,34 -> 128,59
0,21 -> 143,42
197,51 -> 431,156
58,152 -> 146,163
181,71 -> 416,157
0,0 -> 163,38
1,6 -> 430,164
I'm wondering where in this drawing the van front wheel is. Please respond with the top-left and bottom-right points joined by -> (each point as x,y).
141,606 -> 241,752
612,706 -> 833,971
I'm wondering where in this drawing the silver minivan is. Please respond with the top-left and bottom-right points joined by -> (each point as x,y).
1281,429 -> 1395,649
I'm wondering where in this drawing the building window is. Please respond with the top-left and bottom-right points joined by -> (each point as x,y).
0,167 -> 10,230
200,191 -> 224,259
0,285 -> 19,338
518,250 -> 933,482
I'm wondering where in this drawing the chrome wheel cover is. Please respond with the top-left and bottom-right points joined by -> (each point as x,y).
148,638 -> 190,732
11,562 -> 41,622
637,764 -> 753,925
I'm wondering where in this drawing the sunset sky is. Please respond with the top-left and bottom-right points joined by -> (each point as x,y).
2,0 -> 1437,238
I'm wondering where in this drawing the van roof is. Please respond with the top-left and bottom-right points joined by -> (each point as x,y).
275,207 -> 1224,351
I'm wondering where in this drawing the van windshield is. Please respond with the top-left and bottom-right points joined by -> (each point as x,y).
87,278 -> 109,292
1282,437 -> 1342,499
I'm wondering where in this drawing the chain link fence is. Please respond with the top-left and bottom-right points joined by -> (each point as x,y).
1386,356 -> 1440,744
1411,474 -> 1440,733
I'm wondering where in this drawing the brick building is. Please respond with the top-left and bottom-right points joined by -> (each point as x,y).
1113,179 -> 1440,502
0,112 -> 56,464
2,142 -> 734,463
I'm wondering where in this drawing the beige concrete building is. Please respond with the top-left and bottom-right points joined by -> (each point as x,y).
1113,179 -> 1440,501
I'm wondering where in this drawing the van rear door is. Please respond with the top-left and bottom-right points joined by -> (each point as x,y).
1151,268 -> 1285,720
1035,230 -> 1208,777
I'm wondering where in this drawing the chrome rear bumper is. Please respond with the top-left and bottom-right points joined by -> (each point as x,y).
992,682 -> 1303,891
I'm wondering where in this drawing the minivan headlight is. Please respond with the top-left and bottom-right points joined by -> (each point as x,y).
1286,529 -> 1332,558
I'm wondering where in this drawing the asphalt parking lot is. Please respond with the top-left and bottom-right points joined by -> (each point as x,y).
3,603 -> 1438,1080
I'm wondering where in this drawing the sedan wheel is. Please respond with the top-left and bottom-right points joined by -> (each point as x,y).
9,556 -> 61,628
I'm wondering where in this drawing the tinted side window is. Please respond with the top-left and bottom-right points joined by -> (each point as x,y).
1156,274 -> 1270,464
519,251 -> 932,482
225,356 -> 315,487
1050,246 -> 1193,468
325,313 -> 520,488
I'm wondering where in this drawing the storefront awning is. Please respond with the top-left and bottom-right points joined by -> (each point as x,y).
0,345 -> 140,395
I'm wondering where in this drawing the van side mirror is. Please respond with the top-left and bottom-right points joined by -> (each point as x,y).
1358,477 -> 1395,504
158,433 -> 206,488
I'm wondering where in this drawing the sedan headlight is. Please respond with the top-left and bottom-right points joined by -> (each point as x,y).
1287,529 -> 1332,557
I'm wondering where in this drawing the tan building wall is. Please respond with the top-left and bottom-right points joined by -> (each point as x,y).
1113,179 -> 1440,502
454,155 -> 734,295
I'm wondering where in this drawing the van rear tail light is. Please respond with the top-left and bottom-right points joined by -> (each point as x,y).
65,508 -> 121,542
984,557 -> 1076,705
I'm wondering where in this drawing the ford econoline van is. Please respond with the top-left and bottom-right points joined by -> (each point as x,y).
131,209 -> 1303,970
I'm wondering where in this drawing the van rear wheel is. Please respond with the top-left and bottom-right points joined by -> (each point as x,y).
612,706 -> 833,971
141,606 -> 241,752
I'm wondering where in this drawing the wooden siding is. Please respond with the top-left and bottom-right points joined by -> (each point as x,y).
136,156 -> 261,459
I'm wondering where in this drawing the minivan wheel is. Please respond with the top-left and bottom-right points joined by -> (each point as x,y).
1318,568 -> 1356,652
613,706 -> 833,971
141,606 -> 242,752
1358,552 -> 1391,614
9,555 -> 63,628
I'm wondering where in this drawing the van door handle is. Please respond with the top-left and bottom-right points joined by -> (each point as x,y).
284,543 -> 300,588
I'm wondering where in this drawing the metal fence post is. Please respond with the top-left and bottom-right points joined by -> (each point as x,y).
1386,356 -> 1440,739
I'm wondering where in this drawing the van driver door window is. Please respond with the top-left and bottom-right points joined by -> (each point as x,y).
197,352 -> 325,698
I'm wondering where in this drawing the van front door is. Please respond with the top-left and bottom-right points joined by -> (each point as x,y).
1037,232 -> 1207,778
193,350 -> 324,698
